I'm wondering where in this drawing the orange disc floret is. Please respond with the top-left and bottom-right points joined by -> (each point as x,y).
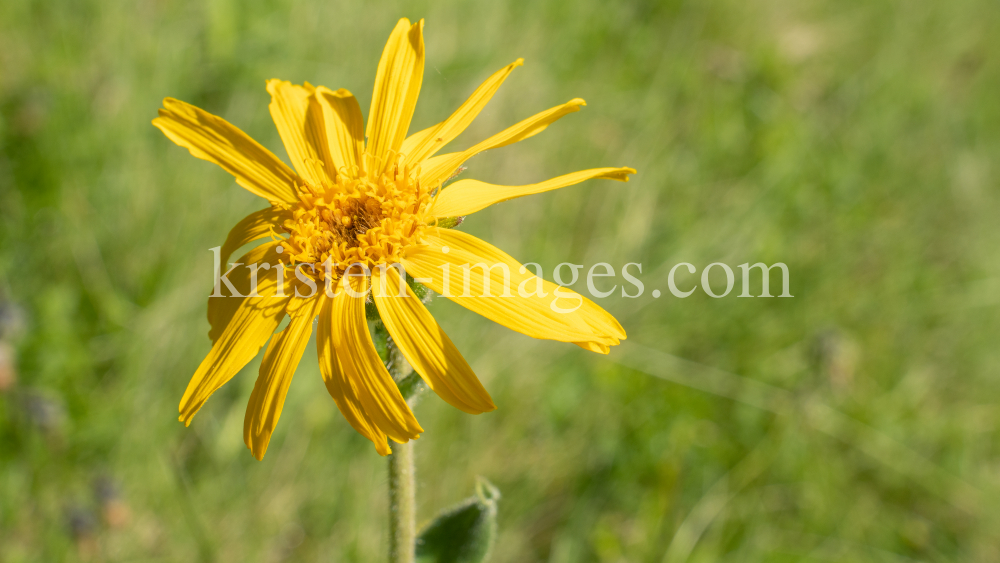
279,159 -> 432,284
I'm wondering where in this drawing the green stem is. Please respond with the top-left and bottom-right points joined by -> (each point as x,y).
388,439 -> 416,563
375,319 -> 424,563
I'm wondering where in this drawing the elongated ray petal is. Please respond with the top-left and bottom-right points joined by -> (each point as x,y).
219,207 -> 289,267
372,267 -> 495,414
153,98 -> 299,203
180,281 -> 290,425
400,59 -> 524,165
330,274 -> 423,443
367,18 -> 425,174
208,241 -> 281,344
402,229 -> 620,348
431,167 -> 635,218
436,229 -> 625,343
317,295 -> 391,455
243,297 -> 320,460
419,99 -> 585,189
313,87 -> 365,174
267,80 -> 331,185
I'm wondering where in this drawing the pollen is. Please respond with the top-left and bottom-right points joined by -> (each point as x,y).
278,157 -> 432,286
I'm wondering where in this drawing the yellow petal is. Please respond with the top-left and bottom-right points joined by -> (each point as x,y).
219,207 -> 289,267
531,274 -> 627,354
418,98 -> 585,189
575,341 -> 611,354
180,278 -> 290,425
317,295 -> 391,455
207,241 -> 281,344
366,18 -> 425,173
153,98 -> 299,203
572,282 -> 627,342
431,167 -> 636,218
372,267 -> 495,415
266,80 -> 330,185
313,87 -> 365,175
330,273 -> 423,443
436,229 -> 626,345
400,59 -> 523,166
207,241 -> 313,344
243,296 -> 320,460
403,229 -> 619,347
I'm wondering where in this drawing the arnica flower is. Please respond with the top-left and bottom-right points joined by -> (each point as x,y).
154,18 -> 634,459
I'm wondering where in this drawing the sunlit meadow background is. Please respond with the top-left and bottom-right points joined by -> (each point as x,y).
2,0 -> 1000,561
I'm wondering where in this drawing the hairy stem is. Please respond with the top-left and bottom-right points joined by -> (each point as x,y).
388,440 -> 416,563
377,322 -> 422,563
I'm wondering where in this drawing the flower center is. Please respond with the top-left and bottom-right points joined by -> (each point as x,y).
279,158 -> 431,284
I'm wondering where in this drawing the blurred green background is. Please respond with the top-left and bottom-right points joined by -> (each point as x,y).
2,0 -> 1000,561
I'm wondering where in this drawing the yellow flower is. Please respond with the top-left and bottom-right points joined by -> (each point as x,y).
153,18 -> 634,459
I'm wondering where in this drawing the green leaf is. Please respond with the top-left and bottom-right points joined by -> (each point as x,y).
415,478 -> 500,563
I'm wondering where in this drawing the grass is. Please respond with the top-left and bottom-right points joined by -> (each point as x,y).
2,0 -> 1000,561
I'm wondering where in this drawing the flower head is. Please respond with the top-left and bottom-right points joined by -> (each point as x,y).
153,18 -> 634,459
